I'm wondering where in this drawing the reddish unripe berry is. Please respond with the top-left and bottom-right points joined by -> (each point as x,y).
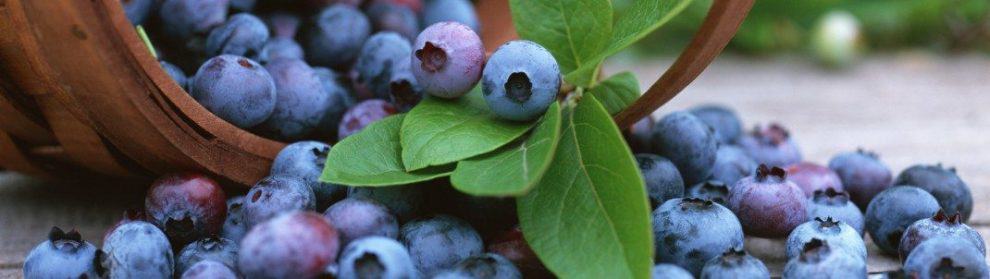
145,173 -> 227,247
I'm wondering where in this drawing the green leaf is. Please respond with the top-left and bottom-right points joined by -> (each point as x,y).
588,72 -> 641,115
518,95 -> 653,278
400,88 -> 534,171
568,0 -> 695,85
320,114 -> 454,186
509,0 -> 613,87
450,102 -> 563,196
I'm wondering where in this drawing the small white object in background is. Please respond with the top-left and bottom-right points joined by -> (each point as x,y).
811,10 -> 863,69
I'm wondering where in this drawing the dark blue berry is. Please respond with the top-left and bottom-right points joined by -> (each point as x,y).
159,0 -> 229,40
205,13 -> 269,57
400,215 -> 483,276
306,4 -> 371,68
636,153 -> 685,208
367,3 -> 420,41
257,38 -> 304,64
828,149 -> 892,210
312,67 -> 357,139
102,221 -> 175,278
354,32 -> 414,100
652,198 -> 743,276
482,40 -> 560,121
625,116 -> 655,154
738,123 -> 802,167
651,111 -> 718,185
242,175 -> 317,228
689,104 -> 742,144
894,163 -> 973,222
865,186 -> 940,256
122,0 -> 156,25
265,12 -> 301,39
190,55 -> 276,128
710,145 -> 756,186
422,0 -> 479,32
271,141 -> 344,210
261,58 -> 334,140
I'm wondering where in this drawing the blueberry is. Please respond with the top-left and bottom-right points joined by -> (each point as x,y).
902,236 -> 989,279
898,210 -> 985,263
685,180 -> 730,206
190,55 -> 276,128
737,123 -> 802,167
782,239 -> 866,279
256,38 -> 305,64
689,104 -> 742,144
786,162 -> 844,197
728,165 -> 807,238
347,184 -> 424,222
412,22 -> 485,99
399,215 -> 484,275
338,99 -> 398,140
482,40 -> 560,121
625,116 -> 655,154
337,236 -> 417,279
23,227 -> 103,279
144,173 -> 227,247
422,0 -> 480,32
323,197 -> 399,247
828,149 -> 892,210
180,260 -> 238,279
242,175 -> 317,228
175,237 -> 238,275
220,196 -> 248,243
651,263 -> 693,279
786,217 -> 866,260
159,0 -> 229,40
102,221 -> 175,278
272,141 -> 344,210
434,253 -> 522,279
123,0 -> 156,26
313,67 -> 358,139
486,227 -> 548,277
865,186 -> 940,256
367,3 -> 421,41
261,58 -> 334,140
353,32 -> 414,100
893,164 -> 974,222
265,12 -> 301,39
306,4 -> 371,68
206,13 -> 269,57
386,57 -> 424,112
710,145 -> 757,186
238,211 -> 341,279
700,248 -> 770,279
636,153 -> 685,208
160,60 -> 188,90
653,198 -> 744,276
651,111 -> 719,185
806,188 -> 865,236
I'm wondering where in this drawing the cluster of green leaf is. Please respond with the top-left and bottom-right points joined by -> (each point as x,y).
321,0 -> 693,277
629,0 -> 990,56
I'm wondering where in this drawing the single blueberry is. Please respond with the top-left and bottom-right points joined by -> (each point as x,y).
242,175 -> 317,228
256,37 -> 304,64
175,237 -> 238,275
323,197 -> 399,247
635,153 -> 685,208
785,217 -> 866,260
903,236 -> 989,279
102,221 -> 175,279
271,141 -> 345,210
238,212 -> 341,279
159,0 -> 229,41
482,40 -> 560,121
144,173 -> 227,248
23,227 -> 103,279
651,111 -> 719,185
354,32 -> 415,100
422,0 -> 480,32
710,145 -> 757,186
190,55 -> 276,128
206,13 -> 270,57
828,149 -> 892,210
865,186 -> 940,256
337,236 -> 418,279
367,3 -> 421,41
653,198 -> 744,276
689,104 -> 743,144
412,22 -> 485,99
700,248 -> 769,279
806,188 -> 865,236
400,215 -> 484,276
782,239 -> 867,279
728,165 -> 807,238
737,123 -> 802,167
894,163 -> 974,222
305,4 -> 371,68
898,210 -> 985,263
261,58 -> 334,140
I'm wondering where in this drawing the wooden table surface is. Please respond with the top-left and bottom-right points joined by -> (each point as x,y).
2,53 -> 989,277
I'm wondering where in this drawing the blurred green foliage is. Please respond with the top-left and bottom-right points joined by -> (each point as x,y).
620,0 -> 990,56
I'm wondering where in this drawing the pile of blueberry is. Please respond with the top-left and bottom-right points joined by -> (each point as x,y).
126,0 -> 559,144
629,106 -> 987,278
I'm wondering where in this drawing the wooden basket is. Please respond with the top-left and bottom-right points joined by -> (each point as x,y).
0,0 -> 753,186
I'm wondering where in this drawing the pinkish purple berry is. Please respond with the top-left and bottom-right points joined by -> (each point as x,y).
323,197 -> 399,247
728,165 -> 808,238
412,22 -> 485,99
738,123 -> 802,167
786,162 -> 844,197
238,211 -> 341,279
145,173 -> 227,247
338,99 -> 397,140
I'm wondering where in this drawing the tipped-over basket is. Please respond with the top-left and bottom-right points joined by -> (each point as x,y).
0,0 -> 753,186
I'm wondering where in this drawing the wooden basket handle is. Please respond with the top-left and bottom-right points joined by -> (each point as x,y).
613,0 -> 754,128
